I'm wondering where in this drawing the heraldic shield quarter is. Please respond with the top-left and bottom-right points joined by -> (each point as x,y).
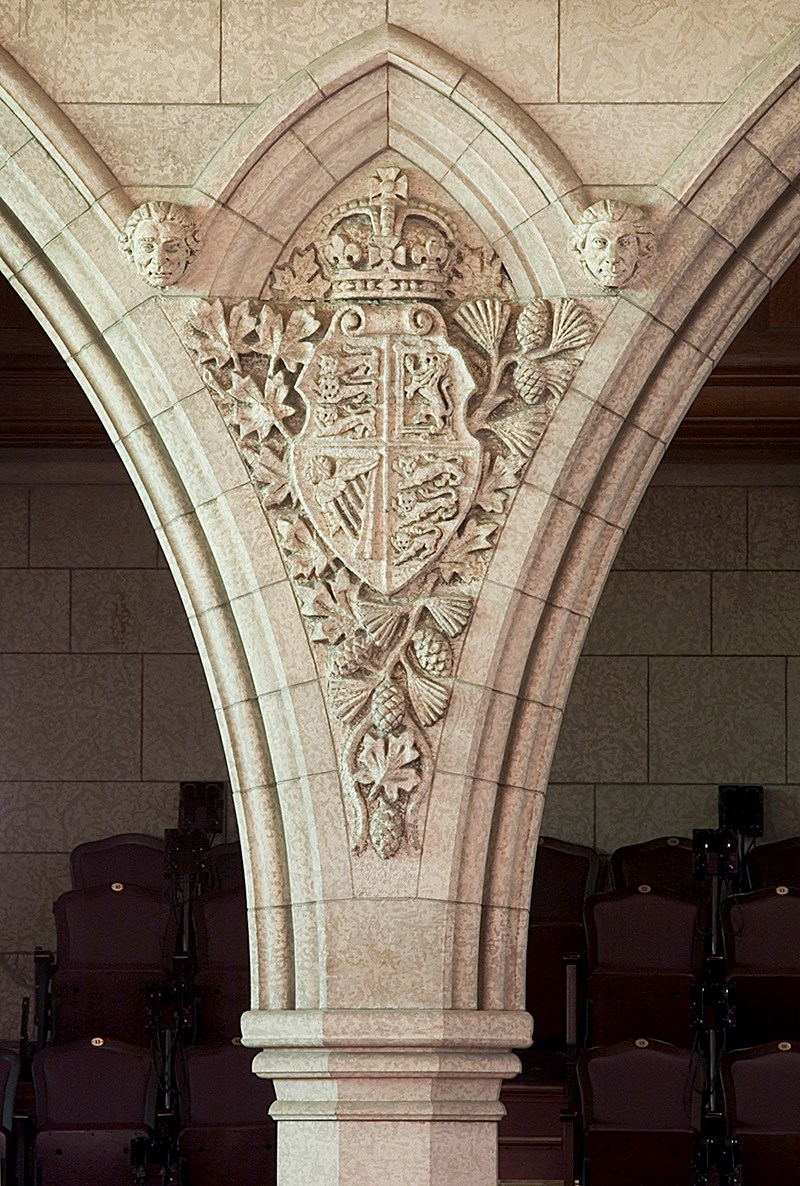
291,301 -> 481,596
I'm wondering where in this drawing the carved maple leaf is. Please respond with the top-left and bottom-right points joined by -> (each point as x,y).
250,449 -> 293,508
188,298 -> 239,370
439,519 -> 498,583
448,247 -> 506,299
475,454 -> 524,515
297,567 -> 357,643
275,517 -> 329,580
270,246 -> 331,300
252,306 -> 320,373
228,300 -> 257,357
354,730 -> 421,803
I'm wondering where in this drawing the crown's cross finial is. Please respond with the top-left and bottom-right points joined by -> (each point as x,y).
369,168 -> 409,268
318,168 -> 455,300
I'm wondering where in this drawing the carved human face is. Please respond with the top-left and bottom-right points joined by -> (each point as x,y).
130,218 -> 191,287
580,219 -> 640,288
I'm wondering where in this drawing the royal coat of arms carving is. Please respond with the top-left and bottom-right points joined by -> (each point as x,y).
185,165 -> 596,860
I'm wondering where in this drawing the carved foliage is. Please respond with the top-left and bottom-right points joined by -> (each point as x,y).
186,288 -> 594,861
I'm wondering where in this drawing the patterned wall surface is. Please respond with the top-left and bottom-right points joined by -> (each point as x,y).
544,462 -> 800,854
0,451 -> 228,1040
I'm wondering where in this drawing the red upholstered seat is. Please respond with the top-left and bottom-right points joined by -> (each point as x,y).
526,837 -> 599,1045
192,888 -> 250,1040
585,886 -> 701,1046
610,835 -> 699,898
578,1039 -> 704,1186
178,1042 -> 277,1186
32,1039 -> 157,1186
722,1041 -> 800,1184
722,886 -> 800,1045
52,883 -> 173,1045
70,832 -> 165,893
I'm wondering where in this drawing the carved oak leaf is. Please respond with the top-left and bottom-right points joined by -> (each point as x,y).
475,454 -> 524,515
275,517 -> 329,580
354,730 -> 420,804
188,298 -> 239,370
439,519 -> 498,583
271,246 -> 331,301
297,566 -> 357,643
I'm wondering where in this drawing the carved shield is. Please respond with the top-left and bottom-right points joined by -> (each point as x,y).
291,303 -> 481,595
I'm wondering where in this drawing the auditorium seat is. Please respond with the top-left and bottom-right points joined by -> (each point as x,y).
206,841 -> 245,891
192,888 -> 249,1040
178,1042 -> 276,1185
0,1048 -> 19,1185
525,837 -> 600,1046
585,886 -> 701,1046
577,1038 -> 704,1186
610,835 -> 698,898
744,835 -> 800,891
722,1041 -> 800,1184
51,883 -> 173,1045
70,833 -> 165,893
32,1039 -> 156,1186
722,885 -> 800,1046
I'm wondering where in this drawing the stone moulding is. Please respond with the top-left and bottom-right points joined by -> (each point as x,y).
184,166 -> 596,862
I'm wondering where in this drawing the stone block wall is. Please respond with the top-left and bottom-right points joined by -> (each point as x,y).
544,461 -> 800,853
0,450 -> 227,1040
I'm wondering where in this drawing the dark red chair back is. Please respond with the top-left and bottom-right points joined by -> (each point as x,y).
178,1042 -> 277,1186
610,835 -> 697,897
33,1039 -> 156,1186
578,1039 -> 704,1186
193,888 -> 249,1040
70,833 -> 165,892
526,837 -> 599,1045
745,836 -> 800,891
722,1041 -> 800,1184
585,887 -> 701,1045
207,841 -> 245,891
723,886 -> 800,1045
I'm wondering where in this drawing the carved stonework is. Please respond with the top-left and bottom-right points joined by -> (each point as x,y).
571,199 -> 656,289
120,201 -> 199,288
184,167 -> 595,860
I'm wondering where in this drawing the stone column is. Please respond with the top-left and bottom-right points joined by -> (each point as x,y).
244,1009 -> 531,1186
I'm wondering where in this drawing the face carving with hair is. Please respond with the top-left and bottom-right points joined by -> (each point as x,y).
572,200 -> 655,289
121,202 -> 198,288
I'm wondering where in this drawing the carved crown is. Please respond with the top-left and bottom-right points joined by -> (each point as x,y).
317,168 -> 456,301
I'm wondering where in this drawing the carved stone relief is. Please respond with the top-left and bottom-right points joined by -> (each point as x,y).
184,165 -> 595,860
571,199 -> 656,289
120,201 -> 200,287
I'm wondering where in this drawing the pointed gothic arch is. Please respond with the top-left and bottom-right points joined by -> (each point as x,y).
0,19 -> 796,1038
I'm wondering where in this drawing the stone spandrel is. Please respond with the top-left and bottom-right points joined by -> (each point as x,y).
183,164 -> 596,861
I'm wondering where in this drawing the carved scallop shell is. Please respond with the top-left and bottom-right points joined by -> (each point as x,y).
423,591 -> 472,638
357,602 -> 406,648
550,299 -> 594,353
454,299 -> 510,354
329,678 -> 373,723
407,667 -> 450,727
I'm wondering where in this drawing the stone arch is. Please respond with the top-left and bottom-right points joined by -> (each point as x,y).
192,24 -> 584,302
0,15 -> 796,1033
462,24 -> 800,1007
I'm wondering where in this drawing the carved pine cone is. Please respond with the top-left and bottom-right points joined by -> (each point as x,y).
515,300 -> 550,351
371,679 -> 406,735
513,357 -> 547,404
370,797 -> 404,859
332,633 -> 374,677
411,628 -> 452,676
